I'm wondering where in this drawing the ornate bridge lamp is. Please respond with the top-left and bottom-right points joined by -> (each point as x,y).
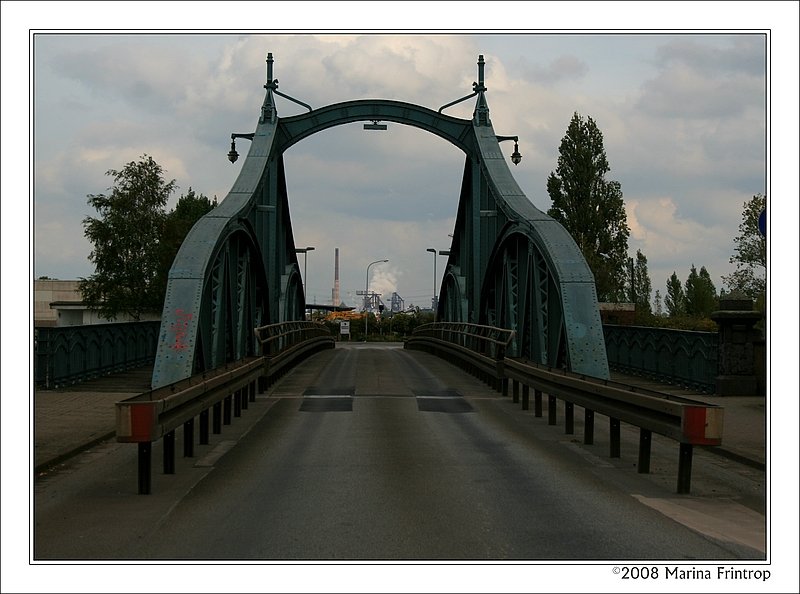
495,135 -> 522,165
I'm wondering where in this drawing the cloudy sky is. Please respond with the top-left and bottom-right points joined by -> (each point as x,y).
24,25 -> 780,312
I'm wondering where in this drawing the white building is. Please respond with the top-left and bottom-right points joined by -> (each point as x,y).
33,279 -> 160,327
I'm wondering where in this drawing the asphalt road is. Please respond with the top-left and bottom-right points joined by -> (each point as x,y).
33,343 -> 765,561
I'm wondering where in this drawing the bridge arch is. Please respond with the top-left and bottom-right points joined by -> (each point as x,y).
151,54 -> 609,388
276,99 -> 474,155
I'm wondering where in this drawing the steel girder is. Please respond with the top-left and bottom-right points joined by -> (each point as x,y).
151,54 -> 609,388
151,89 -> 304,388
441,123 -> 610,378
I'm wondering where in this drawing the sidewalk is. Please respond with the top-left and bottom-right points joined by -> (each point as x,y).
33,366 -> 767,474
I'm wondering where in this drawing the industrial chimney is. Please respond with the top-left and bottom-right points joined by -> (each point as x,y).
333,247 -> 340,307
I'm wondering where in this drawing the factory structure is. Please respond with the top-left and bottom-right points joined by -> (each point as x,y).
307,247 -> 409,321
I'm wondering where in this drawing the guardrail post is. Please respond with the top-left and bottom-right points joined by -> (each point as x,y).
534,389 -> 542,417
638,429 -> 652,473
609,418 -> 621,458
677,443 -> 693,494
241,386 -> 249,410
213,401 -> 222,434
521,384 -> 529,410
548,394 -> 557,425
234,389 -> 242,417
138,442 -> 152,495
199,409 -> 210,445
249,381 -> 256,402
183,419 -> 194,457
564,401 -> 574,434
224,395 -> 232,424
501,377 -> 508,397
164,430 -> 175,474
584,409 -> 594,445
512,380 -> 519,403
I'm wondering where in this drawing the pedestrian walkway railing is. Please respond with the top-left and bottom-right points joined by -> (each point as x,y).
254,320 -> 335,386
406,323 -> 723,494
603,324 -> 718,393
35,321 -> 160,389
406,322 -> 515,388
116,321 -> 333,494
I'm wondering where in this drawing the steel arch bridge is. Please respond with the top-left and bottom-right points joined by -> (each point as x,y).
151,54 -> 609,389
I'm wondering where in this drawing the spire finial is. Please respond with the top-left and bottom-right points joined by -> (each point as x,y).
473,54 -> 490,126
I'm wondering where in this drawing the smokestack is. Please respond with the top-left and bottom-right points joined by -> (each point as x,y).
333,247 -> 340,306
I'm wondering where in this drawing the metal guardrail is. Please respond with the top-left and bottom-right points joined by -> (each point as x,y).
407,322 -> 515,389
406,323 -> 723,494
116,321 -> 333,494
254,321 -> 335,384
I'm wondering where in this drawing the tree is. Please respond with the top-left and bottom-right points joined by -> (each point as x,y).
665,271 -> 685,317
630,249 -> 652,317
156,187 -> 217,299
653,289 -> 664,317
547,112 -> 630,302
684,264 -> 718,317
722,193 -> 766,300
80,155 -> 177,321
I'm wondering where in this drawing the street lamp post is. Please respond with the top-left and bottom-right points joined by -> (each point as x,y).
295,247 -> 315,296
426,248 -> 437,321
364,259 -> 388,342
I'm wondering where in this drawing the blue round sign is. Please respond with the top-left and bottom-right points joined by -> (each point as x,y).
758,209 -> 766,237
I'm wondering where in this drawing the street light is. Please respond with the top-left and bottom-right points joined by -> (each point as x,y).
295,246 -> 315,298
364,259 -> 388,342
427,248 -> 437,321
496,135 -> 522,165
227,133 -> 255,163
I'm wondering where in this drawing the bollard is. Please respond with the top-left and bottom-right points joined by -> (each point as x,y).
163,430 -> 175,474
638,428 -> 652,474
138,442 -> 152,495
183,419 -> 194,457
548,394 -> 557,425
609,418 -> 621,458
565,401 -> 574,434
234,390 -> 242,417
584,409 -> 594,445
213,401 -> 222,434
677,443 -> 693,494
199,409 -> 210,445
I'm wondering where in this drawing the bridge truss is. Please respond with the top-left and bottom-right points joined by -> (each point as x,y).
151,53 -> 609,389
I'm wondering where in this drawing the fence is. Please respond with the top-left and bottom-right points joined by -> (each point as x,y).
34,321 -> 160,389
602,324 -> 718,393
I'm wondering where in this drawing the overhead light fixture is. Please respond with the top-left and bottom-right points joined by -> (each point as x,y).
227,133 -> 255,163
511,141 -> 522,165
364,120 -> 387,131
496,135 -> 522,166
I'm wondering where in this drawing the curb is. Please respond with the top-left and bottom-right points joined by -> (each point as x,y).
35,430 -> 117,476
700,445 -> 766,472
